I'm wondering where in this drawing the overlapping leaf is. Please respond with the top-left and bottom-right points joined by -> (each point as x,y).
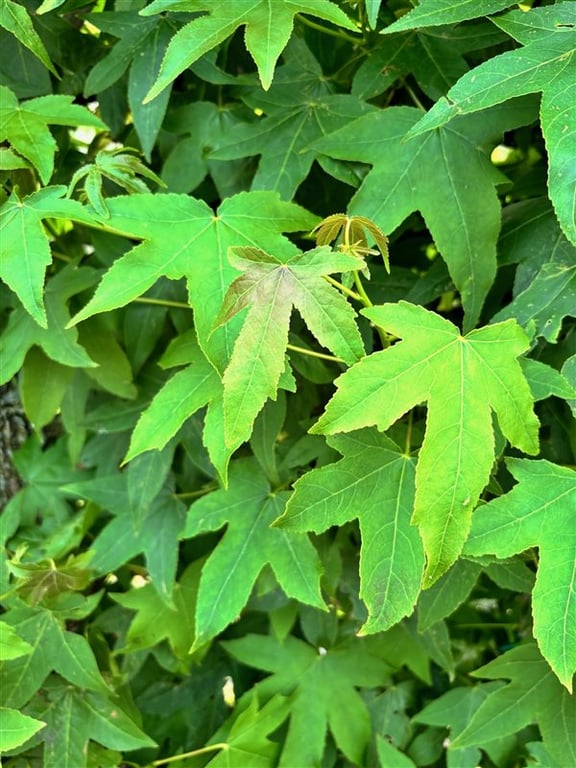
464,459 -> 576,690
381,0 -> 517,33
0,187 -> 97,327
315,100 -> 538,329
182,458 -> 325,647
407,4 -> 576,245
140,0 -> 358,99
84,11 -> 176,159
311,301 -> 540,585
211,39 -> 375,200
0,0 -> 57,75
222,632 -> 391,766
216,245 -> 364,448
451,644 -> 576,763
0,87 -> 105,184
68,191 -> 317,374
277,430 -> 423,632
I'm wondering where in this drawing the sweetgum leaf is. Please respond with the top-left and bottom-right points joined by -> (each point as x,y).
1,606 -> 110,709
0,86 -> 105,184
182,458 -> 325,647
222,633 -> 392,766
452,644 -> 576,764
464,459 -> 576,690
381,0 -> 517,33
24,679 -> 155,768
216,245 -> 364,448
277,429 -> 423,632
0,0 -> 57,75
312,302 -> 539,585
0,187 -> 97,327
408,4 -> 576,245
0,707 -> 45,752
315,102 -> 538,330
68,192 -> 317,374
140,0 -> 358,98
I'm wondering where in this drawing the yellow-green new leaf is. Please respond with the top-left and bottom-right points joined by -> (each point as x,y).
217,245 -> 365,448
0,708 -> 45,752
312,302 -> 539,585
465,459 -> 576,691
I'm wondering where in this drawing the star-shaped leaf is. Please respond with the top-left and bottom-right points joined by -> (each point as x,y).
0,0 -> 57,76
311,301 -> 540,585
315,100 -> 538,329
211,39 -> 375,200
182,458 -> 325,647
407,4 -> 576,246
140,0 -> 358,99
0,265 -> 98,385
0,186 -> 98,327
64,477 -> 186,604
22,678 -> 155,768
84,11 -> 176,159
451,644 -> 575,763
277,430 -> 423,633
0,86 -> 105,184
493,250 -> 576,343
111,561 -> 201,659
1,606 -> 110,709
68,191 -> 317,374
464,459 -> 576,690
381,0 -> 517,33
216,245 -> 365,448
221,632 -> 391,766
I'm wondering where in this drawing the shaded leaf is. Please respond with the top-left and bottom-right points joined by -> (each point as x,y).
464,459 -> 576,690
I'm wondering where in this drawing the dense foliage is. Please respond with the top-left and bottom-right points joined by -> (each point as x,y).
1,1 -> 575,766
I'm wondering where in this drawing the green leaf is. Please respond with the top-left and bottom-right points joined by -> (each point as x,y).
277,429 -> 423,632
0,86 -> 105,184
0,187 -> 98,327
25,679 -> 155,768
68,191 -> 317,373
315,102 -> 538,329
84,12 -> 175,160
111,561 -> 200,658
0,621 -> 34,661
216,245 -> 364,447
451,644 -> 576,765
0,707 -> 45,752
407,5 -> 576,245
182,458 -> 325,646
65,478 -> 186,603
376,736 -> 416,768
222,633 -> 391,766
521,358 -> 576,401
210,39 -> 375,200
493,252 -> 576,343
206,694 -> 291,768
417,559 -> 481,632
382,0 -> 517,33
312,302 -> 540,585
140,0 -> 358,98
464,459 -> 576,690
0,0 -> 57,75
125,334 -> 220,463
1,606 -> 110,709
0,265 -> 98,384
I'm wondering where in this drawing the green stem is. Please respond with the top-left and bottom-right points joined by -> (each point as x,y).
403,81 -> 426,112
352,272 -> 373,308
323,275 -> 363,302
133,297 -> 190,310
151,744 -> 228,766
174,487 -> 217,500
286,343 -> 345,364
296,14 -> 361,45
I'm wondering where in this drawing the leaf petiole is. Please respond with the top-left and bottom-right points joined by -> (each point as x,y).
287,343 -> 345,364
151,743 -> 228,766
323,274 -> 363,302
